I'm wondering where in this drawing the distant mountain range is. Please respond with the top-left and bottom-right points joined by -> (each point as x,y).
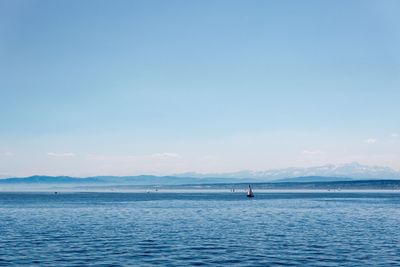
0,163 -> 399,187
272,176 -> 354,183
0,175 -> 257,186
176,162 -> 400,180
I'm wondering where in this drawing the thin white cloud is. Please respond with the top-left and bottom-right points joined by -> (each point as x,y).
391,133 -> 398,138
302,150 -> 323,155
46,152 -> 76,157
151,152 -> 182,159
87,152 -> 182,161
0,152 -> 14,157
364,138 -> 377,144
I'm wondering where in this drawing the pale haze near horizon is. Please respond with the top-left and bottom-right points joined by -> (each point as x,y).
0,0 -> 399,177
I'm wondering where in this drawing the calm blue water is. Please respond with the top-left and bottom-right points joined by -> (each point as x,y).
1,192 -> 400,266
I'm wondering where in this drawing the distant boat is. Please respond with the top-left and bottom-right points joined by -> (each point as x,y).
247,185 -> 254,198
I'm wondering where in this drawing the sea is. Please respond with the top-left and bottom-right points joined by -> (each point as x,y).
1,191 -> 400,266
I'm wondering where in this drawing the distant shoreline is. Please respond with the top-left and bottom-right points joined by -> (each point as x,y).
1,188 -> 400,194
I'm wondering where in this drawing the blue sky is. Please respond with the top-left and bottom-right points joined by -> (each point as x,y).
0,0 -> 399,176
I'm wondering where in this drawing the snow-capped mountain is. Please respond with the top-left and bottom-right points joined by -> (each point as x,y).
177,162 -> 400,180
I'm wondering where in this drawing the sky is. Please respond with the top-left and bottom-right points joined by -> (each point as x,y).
0,0 -> 399,177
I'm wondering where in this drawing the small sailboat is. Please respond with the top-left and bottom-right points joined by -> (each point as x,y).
247,185 -> 254,198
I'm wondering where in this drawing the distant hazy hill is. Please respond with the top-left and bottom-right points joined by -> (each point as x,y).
0,175 -> 258,186
0,175 -> 353,186
0,176 -> 94,184
0,174 -> 379,187
1,162 -> 399,187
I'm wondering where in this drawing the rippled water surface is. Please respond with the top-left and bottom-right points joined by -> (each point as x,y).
1,192 -> 400,266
